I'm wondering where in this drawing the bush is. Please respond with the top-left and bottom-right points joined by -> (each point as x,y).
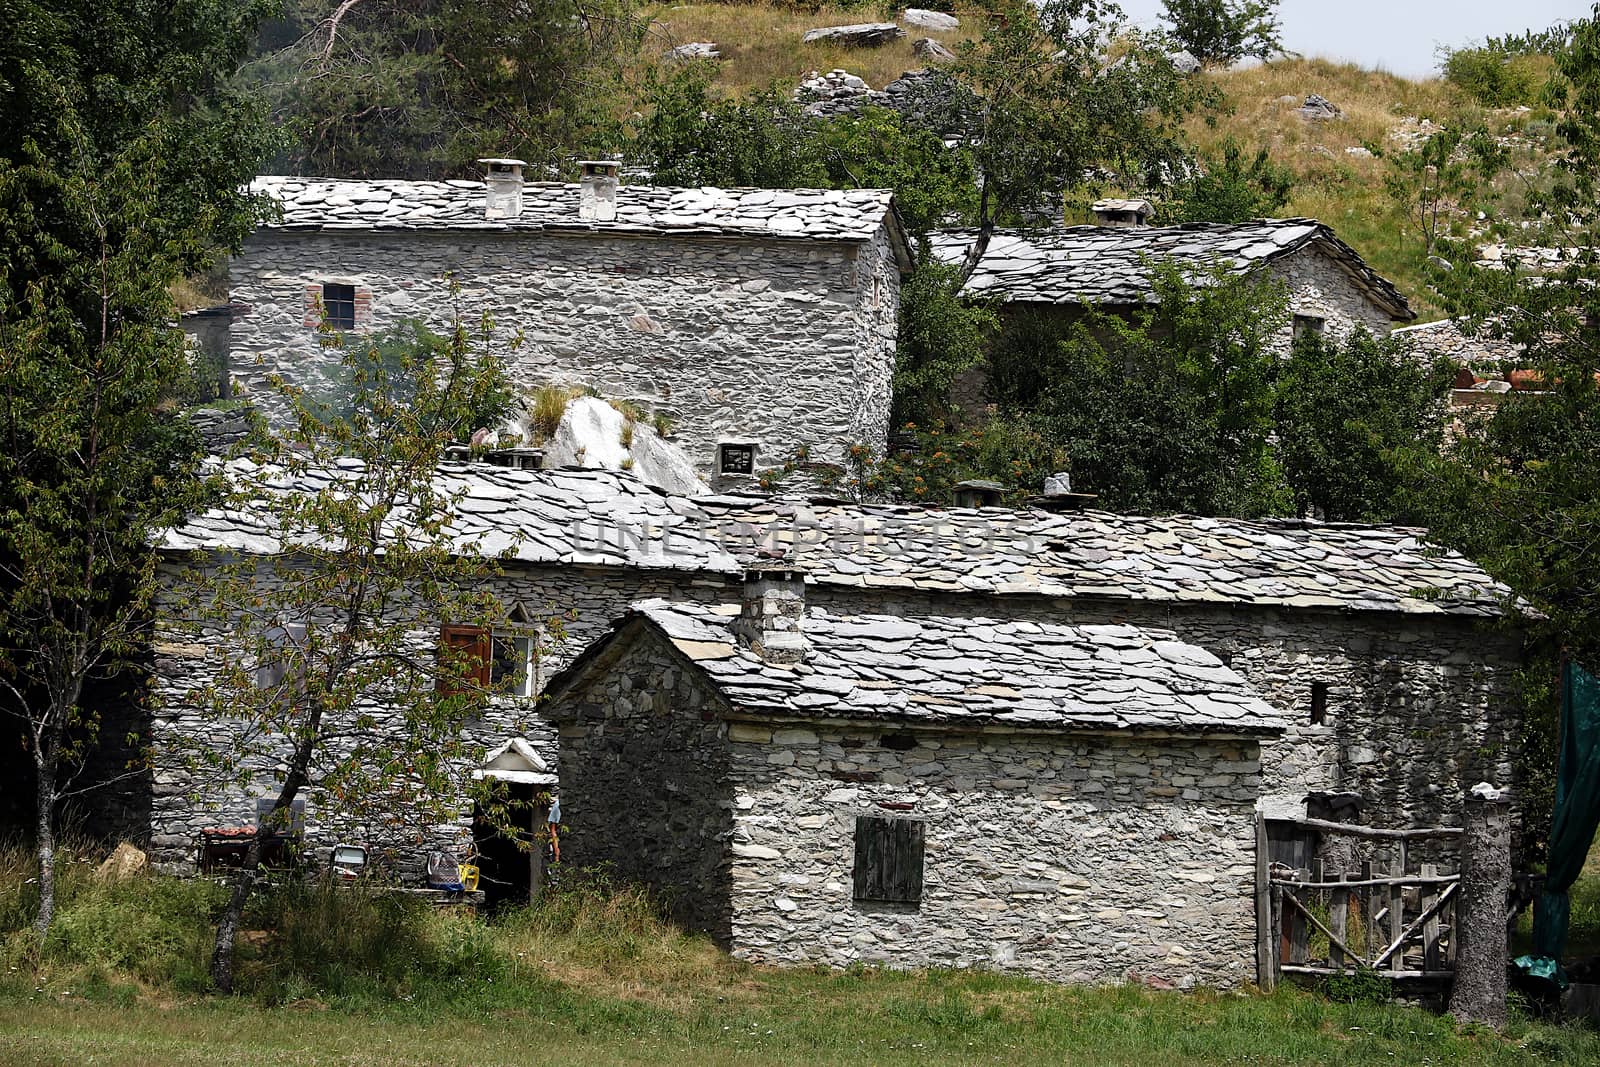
1442,47 -> 1551,107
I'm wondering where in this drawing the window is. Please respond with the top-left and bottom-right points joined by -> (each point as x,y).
853,816 -> 924,906
322,282 -> 357,330
1292,314 -> 1326,342
255,621 -> 308,697
491,632 -> 536,697
718,442 -> 756,476
1310,681 -> 1329,725
438,624 -> 490,696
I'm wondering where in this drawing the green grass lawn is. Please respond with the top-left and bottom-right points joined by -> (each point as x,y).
4,851 -> 1599,1066
3,973 -> 1598,1067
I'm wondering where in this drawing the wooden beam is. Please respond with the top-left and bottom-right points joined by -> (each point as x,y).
1286,817 -> 1464,841
1272,875 -> 1458,889
1281,965 -> 1455,979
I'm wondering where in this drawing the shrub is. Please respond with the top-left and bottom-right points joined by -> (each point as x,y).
1442,47 -> 1551,107
528,383 -> 578,442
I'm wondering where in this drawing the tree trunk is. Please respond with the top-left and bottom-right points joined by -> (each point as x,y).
209,833 -> 264,995
210,727 -> 318,993
32,742 -> 58,939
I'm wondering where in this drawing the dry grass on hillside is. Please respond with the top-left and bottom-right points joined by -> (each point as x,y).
641,3 -> 974,93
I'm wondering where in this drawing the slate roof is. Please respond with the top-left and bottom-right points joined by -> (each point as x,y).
160,459 -> 738,574
927,220 -> 1416,321
250,175 -> 901,246
596,598 -> 1288,736
163,463 -> 1509,618
689,494 -> 1507,616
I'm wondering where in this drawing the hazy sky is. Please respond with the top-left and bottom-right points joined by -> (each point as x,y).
1115,0 -> 1596,77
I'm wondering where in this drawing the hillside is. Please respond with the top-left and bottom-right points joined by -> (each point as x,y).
637,3 -> 1559,318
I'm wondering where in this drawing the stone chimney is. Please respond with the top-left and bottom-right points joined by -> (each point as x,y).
1091,198 -> 1153,228
730,563 -> 808,665
578,160 -> 621,222
479,158 -> 526,220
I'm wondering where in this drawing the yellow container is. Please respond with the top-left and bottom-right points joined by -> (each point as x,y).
457,863 -> 480,892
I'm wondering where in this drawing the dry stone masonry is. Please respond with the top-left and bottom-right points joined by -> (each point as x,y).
547,596 -> 1282,986
229,174 -> 907,482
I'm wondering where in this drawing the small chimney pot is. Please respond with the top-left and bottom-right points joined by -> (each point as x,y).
578,160 -> 622,223
479,158 -> 527,220
1091,198 -> 1153,228
731,564 -> 808,665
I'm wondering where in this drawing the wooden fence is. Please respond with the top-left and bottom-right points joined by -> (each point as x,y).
1256,813 -> 1463,989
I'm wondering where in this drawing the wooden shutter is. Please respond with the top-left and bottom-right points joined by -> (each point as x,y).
438,625 -> 490,695
853,816 -> 924,905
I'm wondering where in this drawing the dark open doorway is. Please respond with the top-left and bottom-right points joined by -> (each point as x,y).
472,783 -> 548,912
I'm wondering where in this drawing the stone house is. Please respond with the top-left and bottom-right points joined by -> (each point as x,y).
541,575 -> 1287,986
137,461 -> 1524,883
927,209 -> 1416,410
224,162 -> 911,484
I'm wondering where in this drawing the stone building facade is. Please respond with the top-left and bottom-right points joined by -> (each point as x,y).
226,170 -> 909,483
543,593 -> 1283,987
140,464 -> 1523,884
928,218 -> 1415,412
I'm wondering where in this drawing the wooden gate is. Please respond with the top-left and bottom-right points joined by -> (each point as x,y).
1255,813 -> 1462,987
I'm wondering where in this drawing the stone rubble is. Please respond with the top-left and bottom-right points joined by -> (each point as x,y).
666,42 -> 721,62
1295,94 -> 1343,121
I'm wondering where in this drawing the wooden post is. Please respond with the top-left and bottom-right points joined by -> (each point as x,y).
530,801 -> 549,903
1256,812 -> 1277,990
1449,787 -> 1513,1030
1360,860 -> 1376,964
1329,868 -> 1349,970
1391,840 -> 1407,972
1421,862 -> 1444,972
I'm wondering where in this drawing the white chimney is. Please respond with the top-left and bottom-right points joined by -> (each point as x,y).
1091,198 -> 1154,228
730,563 -> 808,665
578,160 -> 621,222
479,158 -> 526,220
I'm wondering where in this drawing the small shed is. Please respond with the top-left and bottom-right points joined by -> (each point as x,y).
543,568 -> 1288,987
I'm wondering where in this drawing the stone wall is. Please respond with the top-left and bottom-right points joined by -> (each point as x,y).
145,555 -> 734,871
806,586 -> 1524,831
725,721 -> 1261,987
228,227 -> 899,482
1264,244 -> 1398,353
552,629 -> 736,938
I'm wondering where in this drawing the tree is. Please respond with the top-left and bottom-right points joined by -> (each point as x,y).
242,0 -> 646,178
893,261 -> 999,423
1379,126 -> 1507,257
1166,137 -> 1293,223
989,261 -> 1291,517
948,0 -> 1210,282
1275,330 -> 1455,522
0,1 -> 275,936
172,318 -> 519,993
632,68 -> 829,190
1161,0 -> 1283,66
1416,3 -> 1600,667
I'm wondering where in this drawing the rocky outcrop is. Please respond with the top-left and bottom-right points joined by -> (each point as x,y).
1295,94 -> 1342,121
1168,49 -> 1201,74
802,23 -> 906,47
666,42 -> 721,62
542,395 -> 705,497
901,9 -> 959,31
911,36 -> 956,62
